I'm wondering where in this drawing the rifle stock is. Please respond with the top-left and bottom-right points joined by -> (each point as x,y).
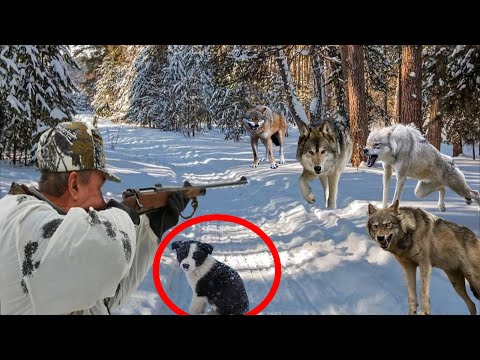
121,176 -> 248,214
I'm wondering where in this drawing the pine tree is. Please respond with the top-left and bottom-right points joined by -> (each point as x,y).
423,45 -> 449,150
127,45 -> 167,127
0,45 -> 77,165
443,45 -> 480,157
92,46 -> 140,121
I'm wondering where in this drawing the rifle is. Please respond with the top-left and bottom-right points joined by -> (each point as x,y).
122,176 -> 248,217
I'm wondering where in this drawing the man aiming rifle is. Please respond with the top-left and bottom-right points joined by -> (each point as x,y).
0,122 -> 247,315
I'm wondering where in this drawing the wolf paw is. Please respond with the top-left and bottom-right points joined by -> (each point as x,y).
408,310 -> 417,315
260,158 -> 267,162
438,204 -> 446,212
304,194 -> 315,204
417,311 -> 430,315
270,163 -> 278,169
279,160 -> 286,164
466,198 -> 472,205
250,164 -> 258,168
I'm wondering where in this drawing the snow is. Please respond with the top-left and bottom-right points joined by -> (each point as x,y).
50,107 -> 68,120
409,71 -> 416,77
1,114 -> 479,315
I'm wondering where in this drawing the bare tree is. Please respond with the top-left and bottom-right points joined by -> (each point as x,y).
340,45 -> 368,168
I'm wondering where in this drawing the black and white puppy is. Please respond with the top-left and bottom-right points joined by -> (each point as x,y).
171,240 -> 249,315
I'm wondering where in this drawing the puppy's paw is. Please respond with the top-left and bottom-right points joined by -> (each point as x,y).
270,163 -> 278,169
260,158 -> 267,162
417,311 -> 430,315
279,160 -> 286,164
408,309 -> 417,315
250,164 -> 258,168
438,203 -> 446,212
465,198 -> 472,205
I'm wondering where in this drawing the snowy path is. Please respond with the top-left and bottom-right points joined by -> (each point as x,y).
1,114 -> 479,315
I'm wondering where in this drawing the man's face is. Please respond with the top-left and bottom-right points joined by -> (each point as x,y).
76,170 -> 107,210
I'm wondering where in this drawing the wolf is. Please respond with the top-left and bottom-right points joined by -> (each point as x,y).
171,240 -> 249,315
242,105 -> 287,169
364,124 -> 480,211
296,114 -> 352,209
367,200 -> 480,315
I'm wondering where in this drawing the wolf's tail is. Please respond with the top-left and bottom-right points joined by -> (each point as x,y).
271,132 -> 280,146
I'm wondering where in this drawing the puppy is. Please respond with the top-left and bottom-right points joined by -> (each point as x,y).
171,240 -> 249,315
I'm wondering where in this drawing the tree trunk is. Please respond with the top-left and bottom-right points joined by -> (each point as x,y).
276,48 -> 309,125
399,45 -> 423,130
339,45 -> 368,168
310,47 -> 326,121
324,55 -> 336,113
393,50 -> 401,124
425,45 -> 446,150
12,140 -> 16,165
453,136 -> 463,157
472,141 -> 476,160
426,97 -> 442,150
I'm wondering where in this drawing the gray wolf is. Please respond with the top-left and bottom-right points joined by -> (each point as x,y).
171,240 -> 249,315
296,114 -> 352,209
364,124 -> 480,211
367,200 -> 480,315
242,105 -> 287,169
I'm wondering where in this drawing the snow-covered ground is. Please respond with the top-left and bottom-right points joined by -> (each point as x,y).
1,114 -> 479,315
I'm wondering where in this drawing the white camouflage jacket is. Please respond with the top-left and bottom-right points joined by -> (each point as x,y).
0,187 -> 159,315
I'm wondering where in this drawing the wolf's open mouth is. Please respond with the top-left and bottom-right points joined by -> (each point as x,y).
367,155 -> 378,167
378,234 -> 393,249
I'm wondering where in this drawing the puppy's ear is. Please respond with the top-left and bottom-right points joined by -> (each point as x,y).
199,242 -> 213,254
388,200 -> 399,215
368,203 -> 378,215
171,241 -> 182,250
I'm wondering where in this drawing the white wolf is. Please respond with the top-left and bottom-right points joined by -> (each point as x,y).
364,124 -> 480,211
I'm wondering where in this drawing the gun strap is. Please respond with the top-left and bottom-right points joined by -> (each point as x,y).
180,197 -> 198,219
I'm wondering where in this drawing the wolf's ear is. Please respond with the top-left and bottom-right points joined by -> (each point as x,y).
320,121 -> 335,140
296,119 -> 310,137
259,106 -> 267,114
199,242 -> 213,254
388,200 -> 399,214
368,203 -> 378,215
171,241 -> 182,250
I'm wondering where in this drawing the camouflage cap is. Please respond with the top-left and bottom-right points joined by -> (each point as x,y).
36,122 -> 121,182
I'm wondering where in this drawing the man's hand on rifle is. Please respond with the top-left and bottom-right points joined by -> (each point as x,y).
147,181 -> 191,239
106,198 -> 141,225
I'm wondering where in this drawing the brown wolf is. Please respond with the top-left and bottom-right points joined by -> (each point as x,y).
296,115 -> 352,209
242,105 -> 287,169
367,200 -> 480,315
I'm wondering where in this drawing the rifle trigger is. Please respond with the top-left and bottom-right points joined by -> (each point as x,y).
180,197 -> 198,219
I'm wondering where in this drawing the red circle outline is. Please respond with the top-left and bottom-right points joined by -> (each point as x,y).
152,214 -> 281,315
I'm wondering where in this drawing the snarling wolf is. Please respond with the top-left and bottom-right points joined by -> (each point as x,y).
242,105 -> 287,169
364,124 -> 480,211
296,114 -> 352,209
367,200 -> 480,315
